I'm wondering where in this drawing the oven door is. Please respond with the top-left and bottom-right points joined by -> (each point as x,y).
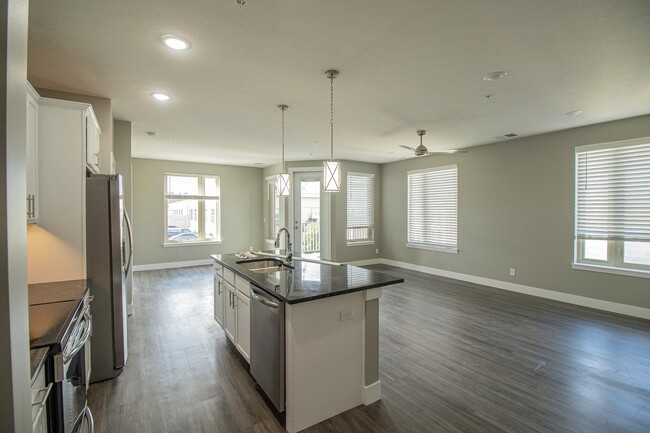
57,308 -> 92,433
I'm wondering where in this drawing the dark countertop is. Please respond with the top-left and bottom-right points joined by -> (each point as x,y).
28,280 -> 89,349
211,253 -> 403,304
30,347 -> 49,386
28,279 -> 89,306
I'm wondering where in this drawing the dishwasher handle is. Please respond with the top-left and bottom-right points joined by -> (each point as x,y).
251,289 -> 279,309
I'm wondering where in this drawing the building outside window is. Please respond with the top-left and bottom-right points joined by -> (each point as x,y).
407,165 -> 458,253
574,138 -> 650,276
164,173 -> 221,244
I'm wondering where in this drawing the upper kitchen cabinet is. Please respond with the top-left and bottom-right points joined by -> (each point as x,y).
86,113 -> 101,174
26,83 -> 40,223
27,97 -> 101,284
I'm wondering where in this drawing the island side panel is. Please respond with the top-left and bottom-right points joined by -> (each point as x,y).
285,292 -> 365,433
364,297 -> 381,403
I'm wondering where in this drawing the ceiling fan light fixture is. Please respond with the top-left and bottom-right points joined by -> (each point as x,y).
275,104 -> 290,196
323,69 -> 341,192
415,130 -> 428,156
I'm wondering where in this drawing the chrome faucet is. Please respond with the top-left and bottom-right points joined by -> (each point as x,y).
274,227 -> 293,263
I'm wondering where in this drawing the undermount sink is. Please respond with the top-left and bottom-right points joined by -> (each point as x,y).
236,258 -> 294,274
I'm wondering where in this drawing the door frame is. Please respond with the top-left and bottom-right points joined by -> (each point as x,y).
289,167 -> 331,260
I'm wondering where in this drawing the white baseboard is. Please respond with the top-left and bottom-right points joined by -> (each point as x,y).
381,259 -> 650,320
133,259 -> 212,272
346,258 -> 382,266
126,303 -> 133,316
363,380 -> 381,405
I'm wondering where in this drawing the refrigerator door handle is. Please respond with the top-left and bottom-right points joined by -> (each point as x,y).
123,210 -> 134,278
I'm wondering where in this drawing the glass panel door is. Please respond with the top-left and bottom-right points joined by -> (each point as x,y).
293,173 -> 321,259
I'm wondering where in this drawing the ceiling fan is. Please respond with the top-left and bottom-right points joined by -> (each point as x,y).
399,130 -> 467,157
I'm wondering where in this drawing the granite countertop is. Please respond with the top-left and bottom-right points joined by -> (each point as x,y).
211,252 -> 403,304
28,279 -> 90,306
30,347 -> 49,386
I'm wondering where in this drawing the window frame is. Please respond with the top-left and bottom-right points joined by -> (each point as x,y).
265,176 -> 281,241
406,164 -> 458,254
573,137 -> 650,278
346,172 -> 375,246
163,172 -> 221,246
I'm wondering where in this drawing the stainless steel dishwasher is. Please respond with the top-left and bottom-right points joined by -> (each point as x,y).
250,285 -> 285,412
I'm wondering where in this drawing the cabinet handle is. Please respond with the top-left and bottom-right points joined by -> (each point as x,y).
26,196 -> 31,218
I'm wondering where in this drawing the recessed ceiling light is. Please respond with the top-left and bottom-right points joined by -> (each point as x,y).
565,110 -> 584,116
311,141 -> 320,146
483,71 -> 508,81
161,35 -> 191,51
151,92 -> 172,101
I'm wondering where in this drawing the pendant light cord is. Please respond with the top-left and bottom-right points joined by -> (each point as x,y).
281,106 -> 286,172
330,75 -> 334,161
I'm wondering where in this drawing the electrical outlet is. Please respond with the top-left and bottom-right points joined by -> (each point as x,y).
510,268 -> 516,276
340,309 -> 354,321
376,249 -> 379,254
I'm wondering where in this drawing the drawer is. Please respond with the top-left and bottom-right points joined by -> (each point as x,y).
235,274 -> 250,297
223,268 -> 235,286
213,261 -> 223,277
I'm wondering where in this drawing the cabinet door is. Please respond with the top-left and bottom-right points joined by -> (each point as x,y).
235,290 -> 250,363
26,91 -> 38,222
223,283 -> 236,343
85,116 -> 100,173
214,275 -> 225,327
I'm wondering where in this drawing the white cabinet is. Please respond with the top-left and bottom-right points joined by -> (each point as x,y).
224,281 -> 237,343
215,262 -> 251,363
27,98 -> 101,284
213,273 -> 225,327
85,114 -> 101,174
235,289 -> 250,362
26,83 -> 39,223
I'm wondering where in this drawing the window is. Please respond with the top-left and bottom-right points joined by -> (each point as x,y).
266,178 -> 281,239
346,172 -> 374,244
164,173 -> 220,244
407,165 -> 458,253
574,138 -> 650,275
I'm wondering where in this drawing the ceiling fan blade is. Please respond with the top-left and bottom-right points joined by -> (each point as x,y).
426,149 -> 469,155
398,145 -> 415,151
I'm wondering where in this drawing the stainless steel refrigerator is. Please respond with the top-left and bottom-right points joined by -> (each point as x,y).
87,174 -> 133,383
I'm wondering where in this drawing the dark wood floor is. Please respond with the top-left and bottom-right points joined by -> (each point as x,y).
88,265 -> 650,433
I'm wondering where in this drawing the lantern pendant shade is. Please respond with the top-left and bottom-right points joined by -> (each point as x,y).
276,172 -> 290,196
323,160 -> 341,192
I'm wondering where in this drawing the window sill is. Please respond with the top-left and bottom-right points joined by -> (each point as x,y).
572,263 -> 650,279
163,240 -> 222,248
406,242 -> 458,254
346,240 -> 375,247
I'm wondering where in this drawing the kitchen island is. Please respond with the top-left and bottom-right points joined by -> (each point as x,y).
211,253 -> 403,433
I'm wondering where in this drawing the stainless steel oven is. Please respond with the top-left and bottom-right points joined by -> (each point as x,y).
52,300 -> 94,433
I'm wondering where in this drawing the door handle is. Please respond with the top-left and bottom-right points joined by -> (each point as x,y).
251,289 -> 280,309
123,210 -> 134,279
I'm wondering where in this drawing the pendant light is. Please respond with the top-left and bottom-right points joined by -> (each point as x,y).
275,104 -> 290,196
323,69 -> 341,192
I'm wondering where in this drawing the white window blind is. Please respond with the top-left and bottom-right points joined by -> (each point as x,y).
407,165 -> 458,252
346,173 -> 374,242
575,139 -> 650,241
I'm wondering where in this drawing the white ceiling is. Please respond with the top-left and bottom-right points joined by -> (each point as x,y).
27,0 -> 650,167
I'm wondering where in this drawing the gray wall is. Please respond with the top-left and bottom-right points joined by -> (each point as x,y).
381,114 -> 650,309
263,160 -> 382,263
132,158 -> 263,266
113,120 -> 133,305
34,88 -> 113,174
0,0 -> 31,431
